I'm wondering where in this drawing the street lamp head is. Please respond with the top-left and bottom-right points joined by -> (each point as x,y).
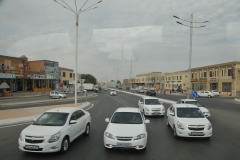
203,21 -> 209,23
200,25 -> 206,27
98,0 -> 102,3
176,21 -> 183,25
173,15 -> 180,19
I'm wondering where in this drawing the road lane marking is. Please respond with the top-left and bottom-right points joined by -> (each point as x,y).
85,104 -> 94,111
0,122 -> 32,129
110,96 -> 128,107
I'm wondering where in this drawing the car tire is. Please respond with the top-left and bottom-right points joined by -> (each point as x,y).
208,95 -> 211,98
84,124 -> 90,136
173,126 -> 178,139
60,136 -> 70,154
167,119 -> 170,127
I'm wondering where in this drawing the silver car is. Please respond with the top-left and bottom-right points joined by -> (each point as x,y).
49,91 -> 67,99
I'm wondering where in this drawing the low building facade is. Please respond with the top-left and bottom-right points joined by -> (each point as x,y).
59,67 -> 73,89
164,71 -> 188,92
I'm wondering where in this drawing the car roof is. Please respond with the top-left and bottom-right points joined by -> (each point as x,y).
142,96 -> 158,100
45,107 -> 80,113
115,107 -> 140,113
179,99 -> 198,102
173,104 -> 199,108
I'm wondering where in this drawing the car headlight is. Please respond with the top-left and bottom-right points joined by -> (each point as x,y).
145,107 -> 150,111
134,133 -> 145,140
177,121 -> 185,130
48,131 -> 61,143
105,132 -> 115,139
208,123 -> 212,130
19,133 -> 22,141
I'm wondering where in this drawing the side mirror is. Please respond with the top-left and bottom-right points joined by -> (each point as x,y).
70,120 -> 77,124
105,118 -> 109,122
169,112 -> 175,116
145,119 -> 150,124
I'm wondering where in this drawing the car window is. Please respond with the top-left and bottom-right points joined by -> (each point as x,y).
177,108 -> 205,118
201,91 -> 204,93
76,110 -> 85,119
70,112 -> 77,121
145,99 -> 161,105
33,112 -> 69,126
111,112 -> 143,124
205,92 -> 209,93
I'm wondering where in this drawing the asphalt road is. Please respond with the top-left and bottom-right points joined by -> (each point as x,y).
0,90 -> 240,160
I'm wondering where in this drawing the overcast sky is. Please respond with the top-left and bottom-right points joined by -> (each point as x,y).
0,0 -> 240,82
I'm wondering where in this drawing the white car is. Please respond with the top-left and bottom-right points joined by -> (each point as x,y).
104,107 -> 149,150
197,91 -> 214,98
110,89 -> 117,96
138,97 -> 165,116
211,90 -> 220,96
104,87 -> 108,91
176,99 -> 211,118
19,107 -> 91,153
49,91 -> 67,99
137,89 -> 144,93
167,104 -> 212,139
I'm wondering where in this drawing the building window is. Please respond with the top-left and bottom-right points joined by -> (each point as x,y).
70,73 -> 72,78
222,70 -> 224,77
63,72 -> 66,77
204,72 -> 206,78
192,73 -> 194,78
180,76 -> 182,80
177,76 -> 178,80
210,71 -> 212,77
228,69 -> 232,76
222,83 -> 232,92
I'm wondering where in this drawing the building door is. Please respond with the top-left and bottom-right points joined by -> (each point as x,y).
210,83 -> 218,90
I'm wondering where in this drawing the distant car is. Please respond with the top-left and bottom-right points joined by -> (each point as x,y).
104,88 -> 108,91
118,87 -> 122,89
176,99 -> 210,118
110,89 -> 117,96
211,90 -> 220,96
104,107 -> 150,150
138,97 -> 165,116
146,89 -> 156,96
144,87 -> 147,91
19,107 -> 91,153
167,104 -> 212,139
137,89 -> 144,93
49,91 -> 67,99
197,91 -> 214,98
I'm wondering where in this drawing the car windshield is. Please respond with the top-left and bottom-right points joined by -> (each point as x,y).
111,112 -> 143,124
177,108 -> 205,118
185,101 -> 202,107
145,99 -> 161,105
111,90 -> 116,92
33,112 -> 69,126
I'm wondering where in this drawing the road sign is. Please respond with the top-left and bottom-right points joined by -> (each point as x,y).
192,91 -> 198,98
79,79 -> 85,84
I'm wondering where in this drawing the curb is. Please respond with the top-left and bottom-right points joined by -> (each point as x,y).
0,94 -> 97,107
0,102 -> 92,127
235,98 -> 240,102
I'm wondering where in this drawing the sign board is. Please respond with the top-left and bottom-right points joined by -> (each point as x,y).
192,91 -> 198,98
111,80 -> 115,82
210,77 -> 218,81
79,79 -> 85,84
174,84 -> 178,89
0,73 -> 16,79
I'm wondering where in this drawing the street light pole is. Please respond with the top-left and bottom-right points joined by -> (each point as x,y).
124,57 -> 139,89
54,0 -> 102,105
113,67 -> 121,85
173,14 -> 208,99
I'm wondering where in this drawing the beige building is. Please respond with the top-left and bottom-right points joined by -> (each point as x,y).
191,61 -> 240,96
165,71 -> 188,91
135,72 -> 163,90
59,67 -> 74,86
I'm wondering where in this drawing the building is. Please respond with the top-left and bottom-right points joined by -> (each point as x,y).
59,67 -> 74,89
135,72 -> 163,90
191,61 -> 240,96
123,79 -> 128,87
164,71 -> 188,91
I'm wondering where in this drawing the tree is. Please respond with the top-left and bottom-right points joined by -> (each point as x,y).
80,74 -> 97,85
117,80 -> 121,86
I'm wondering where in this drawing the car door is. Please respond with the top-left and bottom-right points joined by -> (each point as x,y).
199,91 -> 204,97
55,91 -> 59,98
204,91 -> 209,97
76,110 -> 87,135
68,112 -> 79,141
168,106 -> 175,127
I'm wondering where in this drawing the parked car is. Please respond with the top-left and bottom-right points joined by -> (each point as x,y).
176,99 -> 210,118
146,89 -> 156,96
167,104 -> 212,139
138,97 -> 165,116
104,87 -> 108,91
19,107 -> 91,153
49,91 -> 67,99
211,90 -> 220,96
137,89 -> 144,93
197,91 -> 214,98
104,107 -> 150,150
110,89 -> 117,96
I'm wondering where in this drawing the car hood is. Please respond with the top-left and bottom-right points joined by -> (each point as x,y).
145,104 -> 164,109
199,107 -> 209,112
21,124 -> 63,136
106,123 -> 145,137
177,118 -> 210,125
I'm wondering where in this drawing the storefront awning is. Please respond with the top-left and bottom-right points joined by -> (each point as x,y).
0,73 -> 16,79
0,82 -> 10,89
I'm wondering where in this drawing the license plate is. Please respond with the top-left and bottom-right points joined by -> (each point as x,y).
25,145 -> 39,149
117,143 -> 131,147
152,112 -> 161,114
191,132 -> 204,136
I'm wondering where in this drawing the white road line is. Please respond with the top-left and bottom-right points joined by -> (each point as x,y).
85,104 -> 94,111
0,122 -> 31,129
110,96 -> 128,107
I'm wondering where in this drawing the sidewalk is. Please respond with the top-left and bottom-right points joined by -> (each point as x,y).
0,102 -> 92,127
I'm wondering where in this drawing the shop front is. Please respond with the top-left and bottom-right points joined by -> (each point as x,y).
209,77 -> 219,91
0,73 -> 16,92
198,78 -> 207,90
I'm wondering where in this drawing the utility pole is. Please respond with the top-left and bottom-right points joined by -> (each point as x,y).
173,14 -> 208,99
113,67 -> 121,85
124,57 -> 139,89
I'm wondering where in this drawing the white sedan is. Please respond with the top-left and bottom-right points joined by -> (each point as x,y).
167,104 -> 212,139
19,107 -> 91,153
104,107 -> 150,150
197,91 -> 214,98
138,97 -> 165,116
110,89 -> 117,96
176,99 -> 211,118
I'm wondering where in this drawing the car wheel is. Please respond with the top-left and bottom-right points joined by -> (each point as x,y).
60,136 -> 69,154
208,95 -> 211,98
84,124 -> 90,136
173,126 -> 178,139
167,119 -> 170,127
